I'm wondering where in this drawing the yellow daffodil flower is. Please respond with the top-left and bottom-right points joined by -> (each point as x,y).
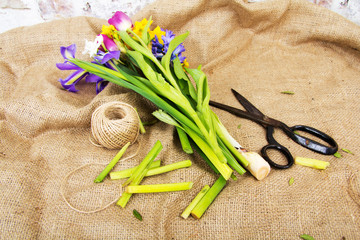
101,25 -> 117,38
133,18 -> 153,37
149,26 -> 165,44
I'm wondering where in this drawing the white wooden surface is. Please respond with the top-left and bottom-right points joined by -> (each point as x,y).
0,0 -> 359,34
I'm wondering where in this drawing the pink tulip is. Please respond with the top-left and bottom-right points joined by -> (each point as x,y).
108,11 -> 133,31
102,34 -> 119,51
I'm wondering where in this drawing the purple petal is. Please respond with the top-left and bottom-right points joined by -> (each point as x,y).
59,78 -> 79,92
108,11 -> 133,31
101,51 -> 120,64
94,50 -> 120,64
58,70 -> 87,93
56,62 -> 81,71
96,80 -> 109,94
86,73 -> 103,83
60,44 -> 76,60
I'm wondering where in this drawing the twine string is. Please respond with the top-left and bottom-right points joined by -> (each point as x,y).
60,139 -> 141,214
90,101 -> 140,149
61,101 -> 142,213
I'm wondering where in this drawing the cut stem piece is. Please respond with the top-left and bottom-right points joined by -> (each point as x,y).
125,182 -> 193,193
111,160 -> 192,180
191,176 -> 227,219
117,141 -> 163,208
94,142 -> 131,183
109,160 -> 161,180
146,160 -> 192,177
123,140 -> 163,186
181,185 -> 210,219
242,151 -> 271,181
295,156 -> 330,170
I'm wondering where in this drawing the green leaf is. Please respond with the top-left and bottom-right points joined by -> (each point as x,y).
237,124 -> 241,129
185,67 -> 202,88
141,16 -> 152,45
341,148 -> 354,155
334,152 -> 342,158
281,91 -> 295,95
126,50 -> 157,81
70,59 -> 202,137
161,31 -> 189,72
133,209 -> 143,221
300,234 -> 315,240
173,57 -> 188,80
288,177 -> 294,186
118,31 -> 154,60
152,109 -> 181,128
173,57 -> 197,103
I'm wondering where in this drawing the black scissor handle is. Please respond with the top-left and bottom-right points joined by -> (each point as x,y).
261,144 -> 294,169
287,125 -> 338,155
261,126 -> 294,169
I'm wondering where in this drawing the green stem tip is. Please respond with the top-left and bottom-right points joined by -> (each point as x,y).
94,142 -> 131,183
181,185 -> 210,219
191,176 -> 227,219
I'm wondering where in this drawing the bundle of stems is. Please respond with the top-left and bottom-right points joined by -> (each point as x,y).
70,31 -> 251,181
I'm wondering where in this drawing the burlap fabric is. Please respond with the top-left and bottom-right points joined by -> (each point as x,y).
1,0 -> 360,239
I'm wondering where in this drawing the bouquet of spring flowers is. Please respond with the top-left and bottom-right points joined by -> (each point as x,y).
57,11 -> 270,217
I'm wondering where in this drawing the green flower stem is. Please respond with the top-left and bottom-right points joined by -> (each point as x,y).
119,30 -> 181,91
69,59 -> 231,180
69,59 -> 204,140
134,108 -> 146,134
190,176 -> 227,219
217,137 -> 246,175
181,185 -> 210,219
127,29 -> 149,49
183,124 -> 233,180
214,118 -> 249,167
190,140 -> 219,174
123,140 -> 163,186
109,160 -> 161,180
125,182 -> 193,193
176,127 -> 193,154
295,157 -> 330,169
94,142 -> 131,183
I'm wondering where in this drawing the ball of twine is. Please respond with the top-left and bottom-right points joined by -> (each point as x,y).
90,101 -> 140,149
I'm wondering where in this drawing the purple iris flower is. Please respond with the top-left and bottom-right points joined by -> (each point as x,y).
58,70 -> 88,92
60,44 -> 76,59
57,44 -> 109,94
151,29 -> 187,63
94,50 -> 120,65
86,71 -> 109,93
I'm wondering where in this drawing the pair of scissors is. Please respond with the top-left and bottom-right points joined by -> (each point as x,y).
209,89 -> 338,169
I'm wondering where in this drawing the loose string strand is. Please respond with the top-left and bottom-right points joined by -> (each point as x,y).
60,139 -> 141,214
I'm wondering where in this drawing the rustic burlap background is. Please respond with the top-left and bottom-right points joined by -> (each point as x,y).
1,0 -> 360,239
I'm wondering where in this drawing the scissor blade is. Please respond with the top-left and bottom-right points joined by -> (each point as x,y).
210,100 -> 284,127
231,89 -> 265,117
209,100 -> 274,126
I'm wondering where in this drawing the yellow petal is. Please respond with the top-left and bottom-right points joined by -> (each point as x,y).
149,26 -> 165,44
